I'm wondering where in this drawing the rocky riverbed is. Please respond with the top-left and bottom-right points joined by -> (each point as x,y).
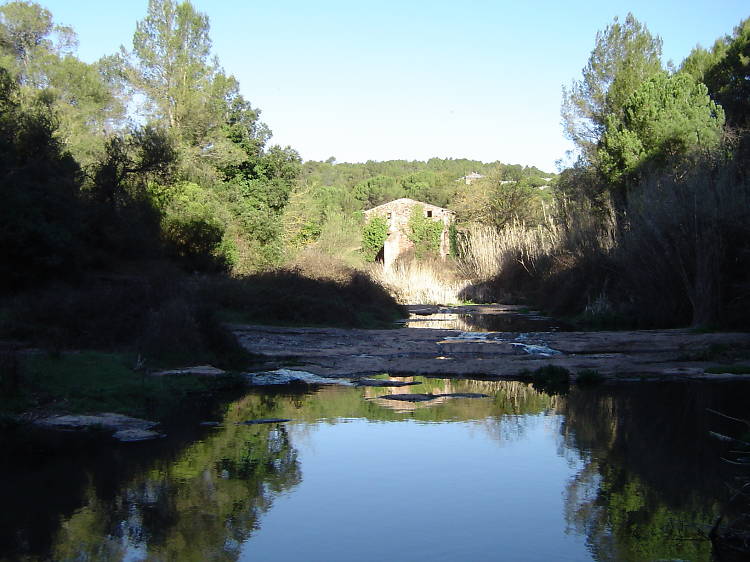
232,305 -> 750,381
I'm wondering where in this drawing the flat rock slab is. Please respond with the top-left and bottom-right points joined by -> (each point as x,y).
238,418 -> 291,425
151,365 -> 226,377
114,429 -> 165,442
35,413 -> 163,442
231,309 -> 750,381
246,369 -> 353,386
354,379 -> 422,387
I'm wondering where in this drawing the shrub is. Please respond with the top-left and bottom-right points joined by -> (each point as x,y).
407,205 -> 443,258
576,369 -> 604,386
362,215 -> 389,262
520,365 -> 571,396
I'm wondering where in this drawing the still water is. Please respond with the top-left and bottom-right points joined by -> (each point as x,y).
1,377 -> 747,561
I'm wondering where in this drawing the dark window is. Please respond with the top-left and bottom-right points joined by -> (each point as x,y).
426,210 -> 433,218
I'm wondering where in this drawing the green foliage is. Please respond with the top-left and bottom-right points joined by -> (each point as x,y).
353,174 -> 401,207
452,174 -> 543,228
448,222 -> 459,256
575,369 -> 604,386
598,72 -> 725,185
407,205 -> 443,258
520,365 -> 571,396
683,17 -> 750,128
159,182 -> 233,271
0,67 -> 86,289
0,2 -> 124,165
562,13 -> 663,160
361,215 -> 389,262
706,18 -> 750,128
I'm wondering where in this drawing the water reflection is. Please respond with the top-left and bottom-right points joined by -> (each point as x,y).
1,378 -> 747,561
559,382 -> 748,561
405,312 -> 571,332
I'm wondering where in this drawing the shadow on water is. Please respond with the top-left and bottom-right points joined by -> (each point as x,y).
1,377 -> 748,561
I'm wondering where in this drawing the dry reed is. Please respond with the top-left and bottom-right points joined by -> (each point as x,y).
457,219 -> 562,281
369,259 -> 470,305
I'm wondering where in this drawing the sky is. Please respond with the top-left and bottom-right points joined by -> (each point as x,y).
33,0 -> 750,172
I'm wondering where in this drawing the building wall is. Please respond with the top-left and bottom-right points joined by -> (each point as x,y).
363,198 -> 454,269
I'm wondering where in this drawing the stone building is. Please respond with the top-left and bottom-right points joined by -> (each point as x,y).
458,172 -> 484,185
363,198 -> 455,269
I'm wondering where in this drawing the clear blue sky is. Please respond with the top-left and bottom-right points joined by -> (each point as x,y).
33,0 -> 749,172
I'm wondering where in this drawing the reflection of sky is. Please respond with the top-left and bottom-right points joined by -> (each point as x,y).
243,416 -> 589,562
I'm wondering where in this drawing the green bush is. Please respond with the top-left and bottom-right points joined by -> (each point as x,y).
407,205 -> 443,258
362,215 -> 389,262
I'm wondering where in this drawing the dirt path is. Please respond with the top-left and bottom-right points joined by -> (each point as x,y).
231,306 -> 750,381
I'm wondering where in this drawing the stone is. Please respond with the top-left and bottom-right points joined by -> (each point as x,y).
35,412 -> 164,442
151,365 -> 226,377
113,429 -> 165,442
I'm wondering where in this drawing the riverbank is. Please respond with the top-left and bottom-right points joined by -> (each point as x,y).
0,266 -> 406,429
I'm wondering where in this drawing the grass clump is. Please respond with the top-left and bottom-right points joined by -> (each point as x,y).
520,365 -> 571,396
575,369 -> 604,386
0,351 -> 245,421
370,257 -> 472,305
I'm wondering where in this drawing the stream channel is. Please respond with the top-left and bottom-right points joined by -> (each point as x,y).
1,310 -> 748,561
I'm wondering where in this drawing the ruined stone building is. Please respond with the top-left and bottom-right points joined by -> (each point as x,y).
363,198 -> 455,269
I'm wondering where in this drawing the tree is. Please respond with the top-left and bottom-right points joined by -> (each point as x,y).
0,2 -> 124,165
562,13 -> 663,160
129,0 -> 210,130
0,1 -> 76,88
0,67 -> 85,288
452,175 -> 540,229
597,72 -> 725,185
353,175 -> 401,207
700,17 -> 750,128
126,0 -> 245,178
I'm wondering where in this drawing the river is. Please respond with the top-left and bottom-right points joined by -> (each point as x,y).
1,375 -> 747,561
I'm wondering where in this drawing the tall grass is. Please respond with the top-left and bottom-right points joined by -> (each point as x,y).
370,258 -> 471,305
368,220 -> 562,305
456,219 -> 561,281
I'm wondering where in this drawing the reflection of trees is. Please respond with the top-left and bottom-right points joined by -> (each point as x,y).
559,383 -> 750,561
49,406 -> 301,561
259,378 -> 559,447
